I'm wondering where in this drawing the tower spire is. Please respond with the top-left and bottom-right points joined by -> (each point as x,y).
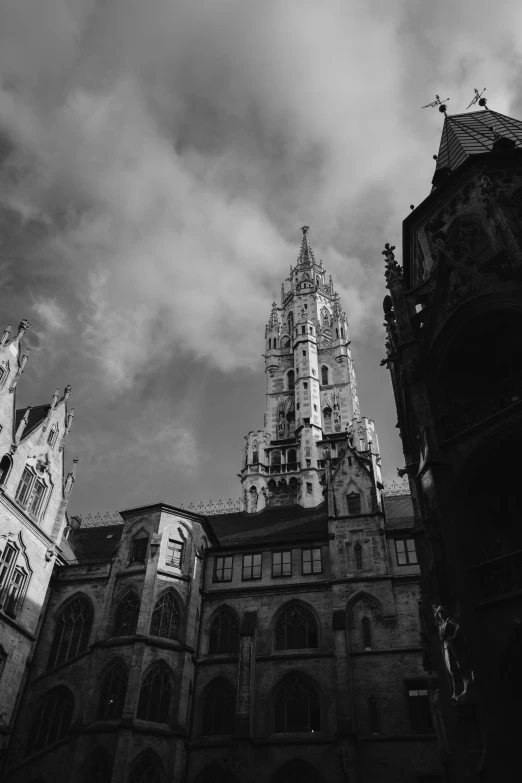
297,225 -> 316,267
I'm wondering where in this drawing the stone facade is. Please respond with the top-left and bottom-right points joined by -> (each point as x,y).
382,108 -> 522,782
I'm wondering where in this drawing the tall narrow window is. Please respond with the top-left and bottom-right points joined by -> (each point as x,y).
347,492 -> 361,515
287,449 -> 297,467
274,676 -> 320,733
302,548 -> 322,574
47,425 -> 58,447
130,534 -> 148,564
272,551 -> 292,577
47,595 -> 93,669
275,604 -> 318,649
15,468 -> 33,507
113,591 -> 140,637
128,751 -> 162,783
3,567 -> 27,616
323,408 -> 332,433
165,539 -> 183,568
242,553 -> 262,580
150,591 -> 180,640
368,695 -> 380,733
137,663 -> 172,724
407,680 -> 433,733
28,480 -> 46,518
321,366 -> 329,385
25,686 -> 74,757
0,544 -> 17,592
395,538 -> 418,565
0,454 -> 12,484
362,617 -> 372,649
252,443 -> 259,463
354,542 -> 363,570
208,609 -> 239,654
213,556 -> 233,582
272,450 -> 281,466
201,679 -> 235,735
98,661 -> 127,720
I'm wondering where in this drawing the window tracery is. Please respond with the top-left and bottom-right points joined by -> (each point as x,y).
274,675 -> 320,733
113,591 -> 140,637
128,751 -> 162,783
26,686 -> 74,756
150,591 -> 181,640
136,663 -> 172,724
47,595 -> 93,669
201,679 -> 235,735
98,661 -> 127,720
208,609 -> 239,654
275,604 -> 318,650
447,218 -> 496,267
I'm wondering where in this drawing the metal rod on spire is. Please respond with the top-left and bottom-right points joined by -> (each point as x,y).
466,87 -> 487,110
422,94 -> 450,115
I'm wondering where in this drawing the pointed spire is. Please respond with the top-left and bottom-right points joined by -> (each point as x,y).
0,323 -> 11,347
281,283 -> 285,305
51,387 -> 60,409
15,406 -> 31,444
297,225 -> 316,267
267,302 -> 280,332
64,458 -> 79,496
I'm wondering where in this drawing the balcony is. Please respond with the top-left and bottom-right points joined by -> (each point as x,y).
472,549 -> 522,604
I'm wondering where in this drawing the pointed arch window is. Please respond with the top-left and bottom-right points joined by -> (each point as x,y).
274,675 -> 321,733
47,595 -> 93,669
0,454 -> 12,485
275,604 -> 318,650
368,695 -> 380,733
137,663 -> 172,724
26,686 -> 74,757
321,366 -> 329,386
128,750 -> 163,783
98,661 -> 127,720
208,608 -> 239,654
273,760 -> 321,783
354,542 -> 363,570
287,370 -> 295,390
362,617 -> 372,649
82,749 -> 113,783
130,532 -> 148,564
113,591 -> 140,637
201,679 -> 235,736
150,591 -> 181,640
347,492 -> 361,515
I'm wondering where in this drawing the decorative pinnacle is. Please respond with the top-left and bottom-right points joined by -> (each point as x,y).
466,87 -> 487,110
267,302 -> 280,332
297,225 -> 316,267
422,94 -> 450,115
301,225 -> 309,235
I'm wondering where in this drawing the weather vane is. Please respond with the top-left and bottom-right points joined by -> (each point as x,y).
422,94 -> 450,114
467,87 -> 488,110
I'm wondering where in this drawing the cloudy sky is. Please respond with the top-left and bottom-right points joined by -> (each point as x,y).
1,0 -> 521,515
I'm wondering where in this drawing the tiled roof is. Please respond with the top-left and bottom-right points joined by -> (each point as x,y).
64,524 -> 123,563
436,109 -> 522,173
15,404 -> 50,438
383,493 -> 413,522
207,503 -> 329,546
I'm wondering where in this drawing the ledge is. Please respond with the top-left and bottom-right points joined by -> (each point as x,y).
0,608 -> 36,642
349,647 -> 423,656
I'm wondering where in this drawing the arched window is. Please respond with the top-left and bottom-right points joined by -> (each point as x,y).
252,441 -> 259,464
47,595 -> 93,669
321,366 -> 329,386
0,454 -> 12,484
130,531 -> 148,564
82,748 -> 113,783
113,591 -> 140,637
26,686 -> 74,756
150,591 -> 181,640
347,492 -> 361,515
354,542 -> 363,570
98,661 -> 127,720
136,663 -> 172,724
336,328 -> 339,339
271,450 -> 281,466
201,679 -> 235,736
287,370 -> 295,390
268,338 -> 272,349
208,609 -> 239,654
447,218 -> 496,267
362,617 -> 372,649
195,763 -> 233,783
323,408 -> 332,433
368,695 -> 380,733
275,604 -> 318,650
281,336 -> 290,349
273,760 -> 321,783
128,750 -> 163,783
274,675 -> 320,733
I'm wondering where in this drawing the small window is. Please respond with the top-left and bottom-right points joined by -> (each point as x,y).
321,366 -> 329,385
302,548 -> 321,574
362,617 -> 372,649
347,492 -> 361,515
287,370 -> 295,390
369,695 -> 380,733
47,425 -> 58,447
252,449 -> 259,464
15,468 -> 33,507
213,556 -> 233,582
165,540 -> 183,568
130,536 -> 148,564
395,538 -> 417,565
354,542 -> 363,570
302,350 -> 306,356
301,326 -> 305,334
303,382 -> 308,389
272,551 -> 292,577
268,338 -> 271,349
242,553 -> 262,580
313,404 -> 317,411
407,680 -> 433,733
28,480 -> 46,518
306,479 -> 312,490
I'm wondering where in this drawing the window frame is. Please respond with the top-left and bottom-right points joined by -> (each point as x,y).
395,538 -> 418,566
405,678 -> 434,734
0,540 -> 31,618
213,555 -> 233,583
130,535 -> 148,564
301,547 -> 322,575
47,595 -> 94,669
15,467 -> 49,520
165,539 -> 184,569
136,663 -> 173,725
242,553 -> 262,581
272,550 -> 292,578
346,491 -> 361,515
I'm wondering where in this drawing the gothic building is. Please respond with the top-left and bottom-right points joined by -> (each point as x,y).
382,107 -> 522,782
0,231 -> 444,783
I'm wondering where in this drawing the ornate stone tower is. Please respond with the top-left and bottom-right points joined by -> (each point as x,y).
241,226 -> 381,511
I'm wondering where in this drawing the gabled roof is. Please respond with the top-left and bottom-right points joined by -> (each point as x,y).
207,503 -> 329,547
435,109 -> 522,173
15,404 -> 51,439
63,524 -> 124,563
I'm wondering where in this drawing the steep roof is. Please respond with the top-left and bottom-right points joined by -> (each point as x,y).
435,109 -> 522,173
62,524 -> 123,563
383,493 -> 413,521
207,503 -> 329,547
15,404 -> 51,439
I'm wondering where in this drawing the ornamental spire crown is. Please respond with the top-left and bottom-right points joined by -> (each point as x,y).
297,225 -> 316,267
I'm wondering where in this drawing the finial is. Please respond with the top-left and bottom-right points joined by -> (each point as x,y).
410,205 -> 415,211
0,323 -> 11,347
433,154 -> 438,160
64,384 -> 72,400
301,225 -> 309,235
51,387 -> 60,408
422,94 -> 450,115
16,319 -> 30,338
466,87 -> 487,110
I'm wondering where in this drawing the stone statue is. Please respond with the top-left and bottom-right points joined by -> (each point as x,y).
433,605 -> 474,702
278,417 -> 286,438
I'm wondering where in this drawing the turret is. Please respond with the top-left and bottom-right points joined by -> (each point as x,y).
265,302 -> 281,376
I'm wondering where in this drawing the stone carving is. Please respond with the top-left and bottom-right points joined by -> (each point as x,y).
382,242 -> 403,285
249,487 -> 258,513
433,605 -> 474,702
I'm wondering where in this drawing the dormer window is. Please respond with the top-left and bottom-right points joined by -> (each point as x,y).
47,425 -> 58,448
130,534 -> 148,564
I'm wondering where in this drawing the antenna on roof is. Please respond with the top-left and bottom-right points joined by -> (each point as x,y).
466,87 -> 488,110
422,94 -> 450,115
